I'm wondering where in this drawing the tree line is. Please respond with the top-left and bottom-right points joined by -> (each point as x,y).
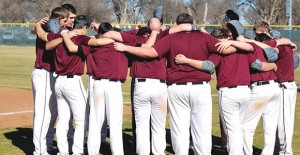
1,0 -> 300,25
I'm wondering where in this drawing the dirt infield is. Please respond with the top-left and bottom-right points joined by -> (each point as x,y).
0,87 -> 33,129
0,87 -> 132,129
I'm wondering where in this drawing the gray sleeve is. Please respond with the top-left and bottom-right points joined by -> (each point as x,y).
201,60 -> 215,72
47,19 -> 61,34
294,53 -> 300,69
250,59 -> 263,71
263,47 -> 278,62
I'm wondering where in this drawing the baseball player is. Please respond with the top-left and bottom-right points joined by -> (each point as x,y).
113,13 -> 239,155
43,4 -> 78,152
61,22 -> 125,155
175,24 -> 278,155
36,15 -> 114,155
31,7 -> 69,155
102,17 -> 205,154
88,21 -> 109,145
61,3 -> 77,30
236,34 -> 281,155
253,22 -> 298,155
117,19 -> 166,155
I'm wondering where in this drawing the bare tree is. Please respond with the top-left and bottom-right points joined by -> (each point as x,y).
85,0 -> 114,22
292,0 -> 300,25
108,0 -> 152,23
0,0 -> 24,22
237,0 -> 285,24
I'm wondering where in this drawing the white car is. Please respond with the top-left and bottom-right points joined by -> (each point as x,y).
2,31 -> 14,45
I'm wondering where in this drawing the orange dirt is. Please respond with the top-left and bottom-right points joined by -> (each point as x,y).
0,87 -> 132,129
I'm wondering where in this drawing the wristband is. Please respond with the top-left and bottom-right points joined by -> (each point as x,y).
192,24 -> 199,31
60,29 -> 69,36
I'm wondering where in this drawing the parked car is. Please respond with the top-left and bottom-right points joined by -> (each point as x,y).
2,31 -> 14,45
26,33 -> 36,45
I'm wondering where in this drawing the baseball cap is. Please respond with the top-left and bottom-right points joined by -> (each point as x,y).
271,30 -> 281,39
225,10 -> 239,21
47,18 -> 61,34
227,20 -> 244,40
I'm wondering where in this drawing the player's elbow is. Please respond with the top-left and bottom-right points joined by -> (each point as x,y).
69,46 -> 78,53
201,60 -> 215,72
146,48 -> 159,58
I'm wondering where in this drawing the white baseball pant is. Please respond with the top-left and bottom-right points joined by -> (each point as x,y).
243,80 -> 281,155
32,68 -> 57,155
87,76 -> 108,144
133,78 -> 168,155
168,82 -> 212,155
88,79 -> 124,155
55,75 -> 87,155
218,85 -> 251,155
276,81 -> 297,155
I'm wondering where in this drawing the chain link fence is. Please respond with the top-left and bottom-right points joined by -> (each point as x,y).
1,24 -> 300,49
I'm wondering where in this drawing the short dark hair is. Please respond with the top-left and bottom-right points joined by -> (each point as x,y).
112,27 -> 121,32
73,15 -> 90,29
253,21 -> 270,33
227,23 -> 238,40
61,3 -> 77,14
210,28 -> 228,39
255,33 -> 272,42
176,13 -> 193,25
98,22 -> 113,34
50,7 -> 69,19
136,27 -> 151,36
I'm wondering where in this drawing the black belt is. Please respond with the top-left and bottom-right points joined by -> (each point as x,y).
175,81 -> 206,85
252,80 -> 270,86
137,78 -> 166,83
67,75 -> 74,78
224,85 -> 249,89
95,78 -> 119,82
35,67 -> 43,70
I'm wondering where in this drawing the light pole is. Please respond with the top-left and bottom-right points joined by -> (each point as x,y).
286,0 -> 292,29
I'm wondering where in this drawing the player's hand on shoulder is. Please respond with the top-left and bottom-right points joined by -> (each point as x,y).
113,42 -> 126,52
175,54 -> 188,64
216,40 -> 232,53
68,31 -> 78,38
38,17 -> 49,25
236,35 -> 247,42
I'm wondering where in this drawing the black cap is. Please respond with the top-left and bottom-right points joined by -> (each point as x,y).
225,10 -> 239,21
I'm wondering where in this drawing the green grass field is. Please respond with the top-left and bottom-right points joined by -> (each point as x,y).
0,46 -> 299,155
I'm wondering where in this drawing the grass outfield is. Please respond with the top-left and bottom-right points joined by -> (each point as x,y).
0,46 -> 299,154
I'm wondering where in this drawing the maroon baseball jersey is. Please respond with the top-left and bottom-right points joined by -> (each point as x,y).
209,50 -> 256,89
48,34 -> 90,76
34,37 -> 55,72
91,43 -> 129,82
264,40 -> 294,83
248,42 -> 277,82
84,46 -> 96,76
121,31 -> 168,80
153,31 -> 220,85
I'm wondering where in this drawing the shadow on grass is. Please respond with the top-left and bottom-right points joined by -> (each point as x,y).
4,127 -> 34,155
3,127 -> 262,155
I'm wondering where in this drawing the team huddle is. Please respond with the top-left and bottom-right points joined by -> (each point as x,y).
31,3 -> 298,155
